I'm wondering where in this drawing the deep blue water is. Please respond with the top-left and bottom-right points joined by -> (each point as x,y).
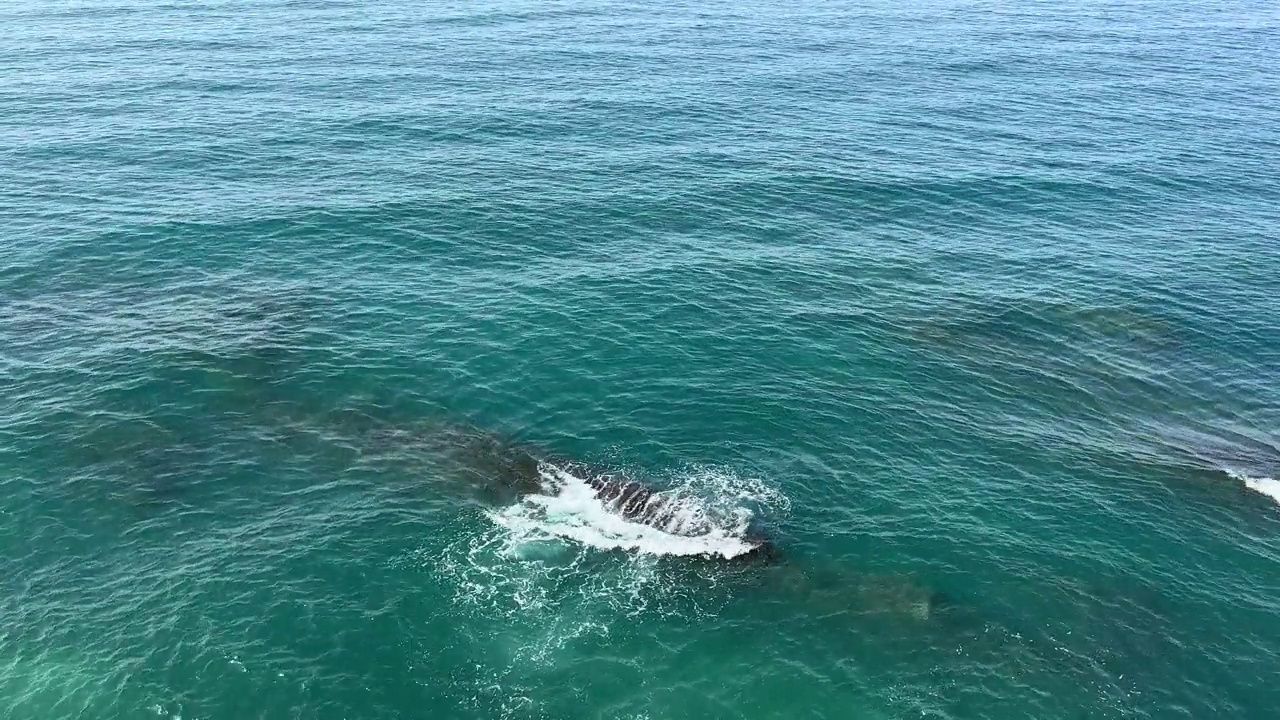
2,1 -> 1279,718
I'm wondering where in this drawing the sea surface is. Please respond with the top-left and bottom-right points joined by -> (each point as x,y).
2,1 -> 1279,718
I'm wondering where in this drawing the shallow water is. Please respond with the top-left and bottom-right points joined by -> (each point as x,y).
2,1 -> 1278,718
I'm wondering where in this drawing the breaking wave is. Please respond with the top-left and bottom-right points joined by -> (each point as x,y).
486,463 -> 787,560
1228,469 -> 1280,506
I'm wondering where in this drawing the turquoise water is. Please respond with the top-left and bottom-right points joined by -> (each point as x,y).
3,0 -> 1279,718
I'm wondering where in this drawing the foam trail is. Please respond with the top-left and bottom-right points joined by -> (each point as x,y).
486,464 -> 768,559
1228,470 -> 1280,505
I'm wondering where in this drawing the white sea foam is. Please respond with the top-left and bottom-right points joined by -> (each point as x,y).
1228,469 -> 1280,505
485,463 -> 782,560
426,463 -> 788,715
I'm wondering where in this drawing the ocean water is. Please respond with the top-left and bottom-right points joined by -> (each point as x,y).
2,0 -> 1278,718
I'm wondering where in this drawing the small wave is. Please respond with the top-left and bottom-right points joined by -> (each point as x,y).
486,464 -> 781,559
1227,469 -> 1280,505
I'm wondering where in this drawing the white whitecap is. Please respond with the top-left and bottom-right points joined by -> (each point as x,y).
485,464 -> 772,559
1227,469 -> 1280,506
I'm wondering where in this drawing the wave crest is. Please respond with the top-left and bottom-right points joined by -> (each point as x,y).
486,464 -> 784,559
1227,469 -> 1280,505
